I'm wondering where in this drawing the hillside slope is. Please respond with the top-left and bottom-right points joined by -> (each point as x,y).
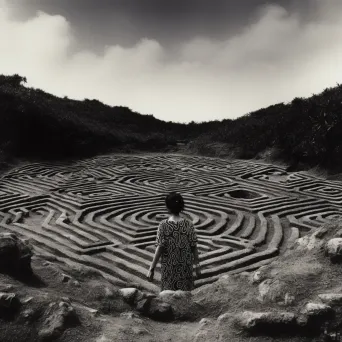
2,73 -> 342,173
0,74 -> 220,161
191,84 -> 342,171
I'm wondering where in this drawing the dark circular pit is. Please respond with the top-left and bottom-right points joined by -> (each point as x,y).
155,214 -> 169,220
227,190 -> 262,199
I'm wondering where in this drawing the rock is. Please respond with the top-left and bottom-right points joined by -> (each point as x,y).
119,287 -> 156,308
73,280 -> 80,287
0,292 -> 21,312
335,229 -> 342,238
120,288 -> 177,321
119,288 -> 140,304
302,302 -> 333,317
61,273 -> 71,283
296,233 -> 324,251
158,290 -> 201,320
159,290 -> 191,301
314,227 -> 329,239
257,279 -> 294,305
251,266 -> 268,284
318,293 -> 342,306
325,238 -> 342,262
235,311 -> 296,333
135,296 -> 173,321
38,301 -> 79,341
298,302 -> 334,333
0,232 -> 33,276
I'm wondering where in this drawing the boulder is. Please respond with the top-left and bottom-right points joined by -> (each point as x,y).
119,288 -> 174,320
38,301 -> 79,341
119,288 -> 142,305
135,296 -> 173,321
334,229 -> 342,238
297,302 -> 334,333
314,227 -> 329,239
251,266 -> 268,284
0,232 -> 33,276
325,238 -> 342,262
235,310 -> 296,334
301,302 -> 333,317
257,279 -> 294,306
159,289 -> 192,301
158,290 -> 202,320
318,293 -> 342,306
296,233 -> 324,251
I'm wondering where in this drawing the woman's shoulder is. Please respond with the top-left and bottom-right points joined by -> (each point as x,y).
159,218 -> 193,226
181,218 -> 193,226
159,219 -> 171,227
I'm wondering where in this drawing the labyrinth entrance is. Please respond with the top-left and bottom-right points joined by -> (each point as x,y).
0,154 -> 341,292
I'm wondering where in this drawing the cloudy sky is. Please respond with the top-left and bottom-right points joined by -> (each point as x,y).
1,0 -> 342,123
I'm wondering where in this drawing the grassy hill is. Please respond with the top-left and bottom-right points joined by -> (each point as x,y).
192,84 -> 342,171
0,74 -> 220,161
2,73 -> 342,172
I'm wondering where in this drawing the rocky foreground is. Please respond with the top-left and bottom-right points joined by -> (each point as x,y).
1,220 -> 342,341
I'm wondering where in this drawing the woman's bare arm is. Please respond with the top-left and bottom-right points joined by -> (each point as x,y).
147,245 -> 163,281
151,245 -> 163,269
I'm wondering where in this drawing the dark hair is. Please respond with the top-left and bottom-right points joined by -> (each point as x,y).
165,192 -> 184,215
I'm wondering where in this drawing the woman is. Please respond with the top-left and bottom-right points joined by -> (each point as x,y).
147,192 -> 201,291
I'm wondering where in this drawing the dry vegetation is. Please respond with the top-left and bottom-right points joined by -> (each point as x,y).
2,73 -> 342,174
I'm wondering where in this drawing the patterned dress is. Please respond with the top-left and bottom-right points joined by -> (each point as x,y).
155,218 -> 198,291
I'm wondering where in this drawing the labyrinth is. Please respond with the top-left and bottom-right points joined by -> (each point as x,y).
1,154 -> 342,292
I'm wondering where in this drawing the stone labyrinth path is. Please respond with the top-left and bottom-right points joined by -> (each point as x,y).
1,154 -> 342,292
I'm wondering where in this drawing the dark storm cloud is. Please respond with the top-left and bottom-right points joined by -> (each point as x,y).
10,0 -> 313,50
2,0 -> 342,123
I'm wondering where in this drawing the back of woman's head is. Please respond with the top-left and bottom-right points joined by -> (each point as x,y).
165,192 -> 184,215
